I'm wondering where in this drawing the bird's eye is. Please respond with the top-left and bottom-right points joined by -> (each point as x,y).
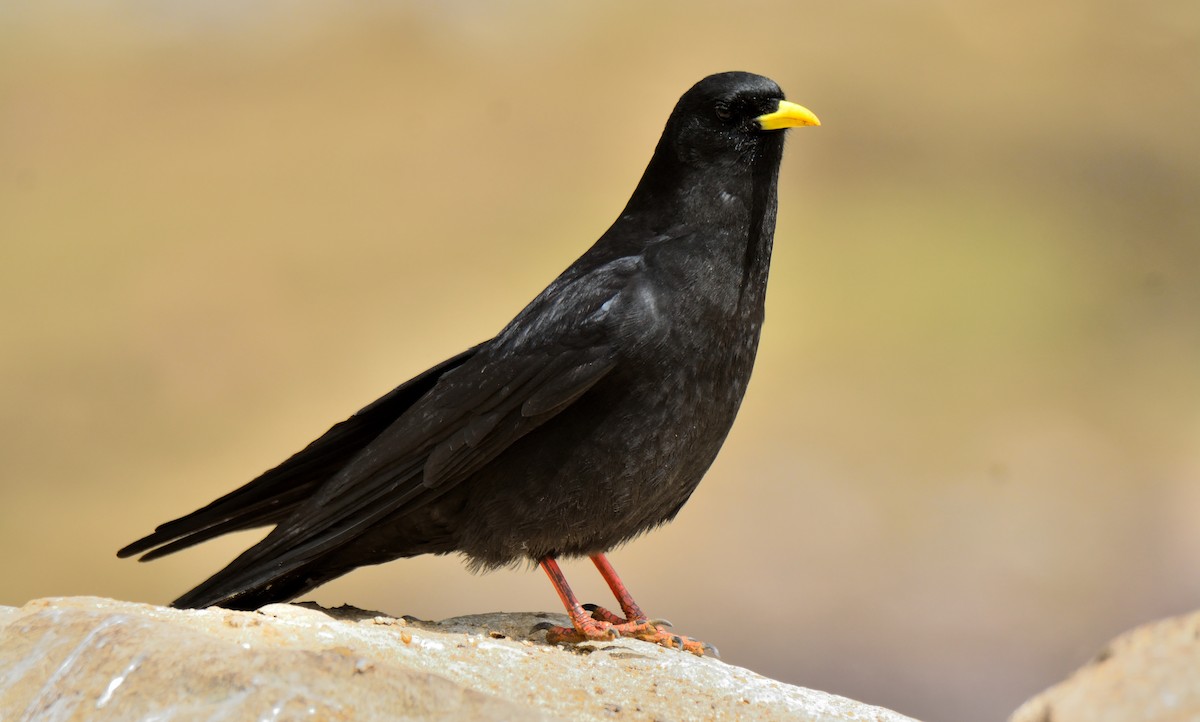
714,103 -> 732,121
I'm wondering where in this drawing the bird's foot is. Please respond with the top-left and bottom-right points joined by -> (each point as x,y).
536,613 -> 618,645
538,608 -> 715,657
536,555 -> 717,656
612,620 -> 715,657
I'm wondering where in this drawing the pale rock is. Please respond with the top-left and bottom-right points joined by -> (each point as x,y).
0,596 -> 919,722
1011,609 -> 1200,722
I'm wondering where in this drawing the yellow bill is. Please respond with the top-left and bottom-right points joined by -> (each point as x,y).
756,100 -> 821,130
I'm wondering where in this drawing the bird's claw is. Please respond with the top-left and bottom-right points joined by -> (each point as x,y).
646,629 -> 711,657
611,621 -> 711,657
538,606 -> 711,657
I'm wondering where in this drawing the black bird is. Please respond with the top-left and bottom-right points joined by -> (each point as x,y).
119,71 -> 819,655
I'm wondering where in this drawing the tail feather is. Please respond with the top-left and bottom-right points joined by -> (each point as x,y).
118,346 -> 479,565
134,500 -> 296,562
172,560 -> 342,610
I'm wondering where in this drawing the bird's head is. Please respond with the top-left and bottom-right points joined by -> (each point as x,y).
663,71 -> 820,168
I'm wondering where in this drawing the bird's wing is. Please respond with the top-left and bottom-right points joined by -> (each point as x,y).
119,346 -> 481,561
172,255 -> 657,606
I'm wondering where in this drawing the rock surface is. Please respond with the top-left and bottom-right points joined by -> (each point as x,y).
0,597 -> 917,721
1010,609 -> 1200,722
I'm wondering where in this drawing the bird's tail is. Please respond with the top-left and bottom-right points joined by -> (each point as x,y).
171,556 -> 343,610
120,348 -> 478,563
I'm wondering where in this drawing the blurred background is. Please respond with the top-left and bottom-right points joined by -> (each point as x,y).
2,1 -> 1198,720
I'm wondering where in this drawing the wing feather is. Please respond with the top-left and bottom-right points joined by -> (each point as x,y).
170,254 -> 663,608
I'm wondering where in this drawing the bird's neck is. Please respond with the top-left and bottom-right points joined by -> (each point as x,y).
617,138 -> 784,310
736,141 -> 784,312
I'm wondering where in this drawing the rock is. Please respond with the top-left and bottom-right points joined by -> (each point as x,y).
1010,609 -> 1200,722
0,596 -> 917,722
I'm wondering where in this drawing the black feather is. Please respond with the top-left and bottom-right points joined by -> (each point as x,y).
120,71 -> 812,612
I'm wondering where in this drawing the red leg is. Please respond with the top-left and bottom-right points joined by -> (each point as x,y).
538,557 -> 617,643
590,553 -> 648,623
536,555 -> 716,657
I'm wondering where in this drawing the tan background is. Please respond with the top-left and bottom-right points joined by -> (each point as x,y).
2,2 -> 1198,720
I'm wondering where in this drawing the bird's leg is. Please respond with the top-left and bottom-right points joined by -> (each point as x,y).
584,553 -> 649,625
538,554 -> 716,657
590,554 -> 715,656
537,557 -> 619,644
